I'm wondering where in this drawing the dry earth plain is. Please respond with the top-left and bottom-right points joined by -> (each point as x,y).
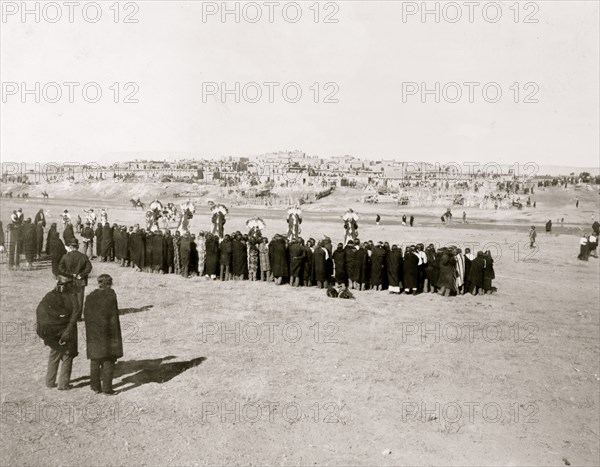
0,186 -> 599,466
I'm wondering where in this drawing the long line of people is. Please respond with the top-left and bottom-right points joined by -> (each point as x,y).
63,221 -> 497,296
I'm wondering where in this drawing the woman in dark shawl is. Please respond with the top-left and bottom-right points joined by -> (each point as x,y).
204,233 -> 220,279
469,251 -> 486,295
483,250 -> 495,294
386,245 -> 403,294
100,223 -> 113,262
436,249 -> 456,297
48,229 -> 67,278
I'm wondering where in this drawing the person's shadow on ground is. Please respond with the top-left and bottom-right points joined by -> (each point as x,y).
119,305 -> 154,315
71,356 -> 206,392
112,356 -> 207,393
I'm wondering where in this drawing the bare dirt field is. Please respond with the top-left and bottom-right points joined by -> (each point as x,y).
1,186 -> 599,466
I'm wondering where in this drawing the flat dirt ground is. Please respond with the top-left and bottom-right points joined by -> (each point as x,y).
1,185 -> 599,466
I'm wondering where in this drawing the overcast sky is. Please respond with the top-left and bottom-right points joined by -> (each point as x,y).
1,0 -> 598,166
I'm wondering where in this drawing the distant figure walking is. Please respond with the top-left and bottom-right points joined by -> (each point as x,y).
575,197 -> 579,208
545,220 -> 552,234
462,211 -> 467,224
402,215 -> 407,226
529,226 -> 537,248
375,214 -> 380,226
409,215 -> 414,227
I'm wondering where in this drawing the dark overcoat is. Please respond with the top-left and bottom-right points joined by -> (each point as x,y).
84,288 -> 123,360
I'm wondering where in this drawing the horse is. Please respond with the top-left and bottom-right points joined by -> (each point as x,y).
130,198 -> 145,210
287,208 -> 302,241
42,191 -> 49,200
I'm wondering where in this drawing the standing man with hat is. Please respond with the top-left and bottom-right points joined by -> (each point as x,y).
36,277 -> 79,390
59,239 -> 93,321
81,221 -> 95,259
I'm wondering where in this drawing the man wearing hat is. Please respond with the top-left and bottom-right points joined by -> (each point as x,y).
59,238 -> 93,321
81,221 -> 95,259
36,277 -> 79,390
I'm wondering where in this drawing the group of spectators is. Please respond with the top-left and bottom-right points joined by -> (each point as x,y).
39,219 -> 496,296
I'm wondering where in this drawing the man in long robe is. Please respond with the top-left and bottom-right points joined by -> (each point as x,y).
344,240 -> 358,289
179,232 -> 191,277
469,251 -> 486,295
386,245 -> 403,293
219,234 -> 232,280
100,223 -> 113,262
204,233 -> 220,279
95,224 -> 103,258
289,239 -> 306,287
151,230 -> 166,273
403,246 -> 419,294
269,235 -> 288,285
370,242 -> 387,291
83,274 -> 123,395
313,241 -> 330,288
332,243 -> 347,287
303,238 -> 315,286
231,234 -> 247,280
353,242 -> 370,291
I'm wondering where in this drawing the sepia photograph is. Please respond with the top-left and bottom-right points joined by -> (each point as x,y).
0,1 -> 599,466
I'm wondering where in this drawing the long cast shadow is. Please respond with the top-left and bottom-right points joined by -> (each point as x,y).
71,356 -> 179,389
119,305 -> 154,315
113,356 -> 207,393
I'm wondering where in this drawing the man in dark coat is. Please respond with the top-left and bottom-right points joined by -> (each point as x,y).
483,250 -> 495,294
303,238 -> 315,287
289,239 -> 306,287
36,278 -> 78,390
34,208 -> 46,228
179,232 -> 191,278
204,233 -> 220,279
403,246 -> 419,294
231,234 -> 247,280
370,242 -> 387,291
129,227 -> 145,271
344,240 -> 358,289
35,220 -> 44,259
219,234 -> 232,280
269,234 -> 289,285
83,274 -> 123,395
332,242 -> 346,287
63,222 -> 75,246
95,223 -> 103,258
353,242 -> 370,291
386,244 -> 403,293
100,222 -> 113,262
59,239 -> 93,320
47,229 -> 66,278
21,218 -> 36,268
81,221 -> 95,259
313,241 -> 329,288
151,230 -> 166,273
164,230 -> 174,273
144,231 -> 153,271
469,251 -> 486,295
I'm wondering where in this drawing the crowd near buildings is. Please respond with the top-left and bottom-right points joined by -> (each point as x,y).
3,151 -> 597,193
